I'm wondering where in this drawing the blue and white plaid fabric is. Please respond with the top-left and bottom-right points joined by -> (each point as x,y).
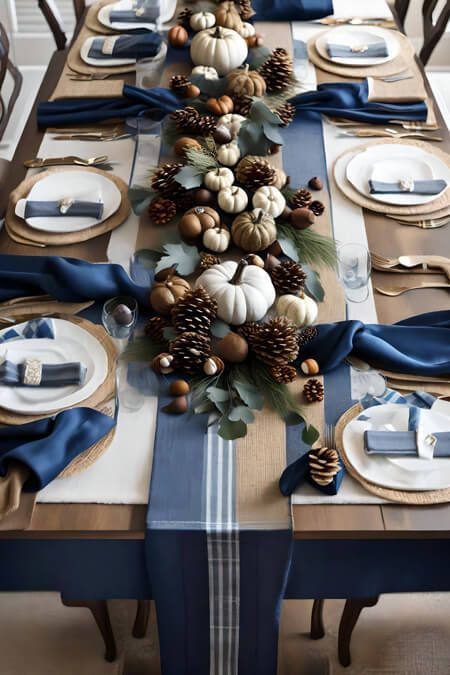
360,388 -> 436,431
0,319 -> 55,343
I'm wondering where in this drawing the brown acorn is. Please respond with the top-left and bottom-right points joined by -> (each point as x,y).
213,124 -> 232,145
193,188 -> 215,206
290,207 -> 315,230
267,240 -> 282,257
246,253 -> 264,268
203,355 -> 225,376
170,379 -> 190,396
216,332 -> 249,363
308,176 -> 323,191
246,33 -> 264,48
162,396 -> 189,415
174,137 -> 202,158
152,353 -> 175,375
168,25 -> 188,48
300,358 -> 320,375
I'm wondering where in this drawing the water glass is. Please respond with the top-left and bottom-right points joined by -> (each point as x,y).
337,243 -> 371,303
136,41 -> 167,89
351,366 -> 387,404
102,296 -> 138,341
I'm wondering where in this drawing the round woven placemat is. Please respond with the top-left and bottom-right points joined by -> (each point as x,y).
336,404 -> 450,504
85,0 -> 118,35
307,30 -> 414,79
333,139 -> 450,216
6,166 -> 131,246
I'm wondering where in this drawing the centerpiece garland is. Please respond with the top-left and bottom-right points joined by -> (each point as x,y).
127,1 -> 334,442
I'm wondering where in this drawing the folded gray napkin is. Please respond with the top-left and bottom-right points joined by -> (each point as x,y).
109,8 -> 159,23
369,179 -> 447,195
87,34 -> 161,61
364,430 -> 450,457
0,360 -> 87,387
24,200 -> 104,219
327,41 -> 388,58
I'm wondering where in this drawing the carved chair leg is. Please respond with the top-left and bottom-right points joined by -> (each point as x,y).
61,597 -> 116,662
338,596 -> 379,667
310,599 -> 326,639
133,599 -> 151,638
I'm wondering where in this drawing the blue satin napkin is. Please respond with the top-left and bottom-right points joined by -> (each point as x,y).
109,8 -> 159,23
288,80 -> 428,124
327,42 -> 388,58
252,0 -> 333,20
0,408 -> 115,491
369,179 -> 447,195
24,200 -> 104,219
0,255 -> 151,308
88,34 -> 162,61
37,85 -> 180,128
0,361 -> 86,387
299,311 -> 450,376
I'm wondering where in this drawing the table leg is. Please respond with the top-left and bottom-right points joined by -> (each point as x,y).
338,596 -> 379,667
133,599 -> 151,638
60,597 -> 116,662
310,599 -> 326,640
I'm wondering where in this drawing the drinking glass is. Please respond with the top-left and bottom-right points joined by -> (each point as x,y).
337,243 -> 371,303
351,366 -> 387,405
136,41 -> 167,89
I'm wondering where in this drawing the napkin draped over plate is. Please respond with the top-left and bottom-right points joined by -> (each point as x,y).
251,0 -> 333,20
24,200 -> 104,219
369,179 -> 447,195
109,7 -> 159,23
0,360 -> 86,387
327,41 -> 388,59
88,34 -> 162,61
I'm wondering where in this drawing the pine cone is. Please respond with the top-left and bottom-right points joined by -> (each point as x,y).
269,363 -> 297,383
171,106 -> 217,135
308,447 -> 340,486
303,378 -> 324,403
239,0 -> 256,21
174,190 -> 196,211
170,75 -> 190,95
144,316 -> 169,342
309,200 -> 325,216
199,251 -> 221,271
271,260 -> 306,295
170,331 -> 212,374
151,163 -> 186,200
233,94 -> 253,117
237,322 -> 262,344
251,317 -> 299,366
177,6 -> 193,27
148,197 -> 177,225
298,325 -> 318,350
235,155 -> 276,191
291,188 -> 312,209
259,48 -> 293,93
171,287 -> 217,335
275,102 -> 295,127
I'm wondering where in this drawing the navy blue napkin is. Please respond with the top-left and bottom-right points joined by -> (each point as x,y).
252,0 -> 333,20
279,451 -> 345,496
369,179 -> 447,195
88,34 -> 162,61
289,80 -> 428,124
364,430 -> 450,457
327,42 -> 388,58
24,200 -> 104,219
0,360 -> 86,387
109,8 -> 159,23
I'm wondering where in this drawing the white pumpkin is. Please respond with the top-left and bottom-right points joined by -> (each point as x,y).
218,185 -> 248,213
195,259 -> 276,325
218,113 -> 246,137
191,65 -> 219,81
217,140 -> 241,167
203,226 -> 231,253
204,167 -> 235,191
252,185 -> 286,218
276,294 -> 318,327
190,11 -> 216,31
190,26 -> 248,77
238,21 -> 256,38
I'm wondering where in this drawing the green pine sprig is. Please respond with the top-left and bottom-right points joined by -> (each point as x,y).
277,222 -> 337,269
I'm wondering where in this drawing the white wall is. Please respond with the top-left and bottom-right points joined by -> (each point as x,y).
404,0 -> 450,68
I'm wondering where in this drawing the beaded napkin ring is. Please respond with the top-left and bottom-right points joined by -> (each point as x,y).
23,358 -> 42,386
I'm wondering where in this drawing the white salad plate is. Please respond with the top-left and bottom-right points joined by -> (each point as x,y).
0,318 -> 108,415
316,26 -> 399,67
80,35 -> 136,66
98,0 -> 176,31
342,403 -> 450,491
16,170 -> 122,233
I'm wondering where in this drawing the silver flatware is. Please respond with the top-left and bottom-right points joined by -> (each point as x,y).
24,155 -> 109,168
339,129 -> 443,140
52,132 -> 131,142
375,281 -> 450,296
370,72 -> 413,83
68,73 -> 125,81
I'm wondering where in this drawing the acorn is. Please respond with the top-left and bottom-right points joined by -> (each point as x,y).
170,379 -> 190,396
155,265 -> 177,282
174,137 -> 202,158
152,353 -> 175,375
280,205 -> 292,222
308,176 -> 323,191
264,253 -> 281,272
112,303 -> 133,326
217,333 -> 248,363
267,240 -> 282,257
290,207 -> 315,230
246,253 -> 264,268
193,188 -> 215,206
162,395 -> 188,415
213,124 -> 232,145
203,355 -> 225,376
168,25 -> 188,48
300,358 -> 320,375
185,83 -> 201,99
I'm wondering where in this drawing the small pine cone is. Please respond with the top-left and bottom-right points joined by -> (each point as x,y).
177,6 -> 193,27
298,325 -> 318,350
239,0 -> 256,21
269,364 -> 297,383
170,331 -> 212,374
271,260 -> 306,295
303,378 -> 324,403
174,190 -> 196,211
309,200 -> 325,216
151,163 -> 186,200
199,252 -> 221,271
170,75 -> 190,95
237,321 -> 262,344
148,197 -> 177,225
275,102 -> 295,127
171,287 -> 218,335
145,316 -> 169,342
233,94 -> 253,117
171,106 -> 217,135
235,155 -> 276,191
251,317 -> 299,367
291,188 -> 312,209
259,47 -> 293,93
308,447 -> 340,486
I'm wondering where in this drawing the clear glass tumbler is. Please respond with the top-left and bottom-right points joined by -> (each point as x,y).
337,242 -> 371,303
135,41 -> 167,89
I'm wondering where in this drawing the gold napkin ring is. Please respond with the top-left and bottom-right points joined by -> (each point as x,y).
135,7 -> 145,16
23,359 -> 42,386
424,433 -> 437,447
58,197 -> 74,214
351,44 -> 369,53
399,179 -> 414,192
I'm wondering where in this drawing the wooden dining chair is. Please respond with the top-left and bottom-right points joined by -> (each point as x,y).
0,22 -> 23,143
394,0 -> 450,65
38,0 -> 68,51
73,0 -> 87,23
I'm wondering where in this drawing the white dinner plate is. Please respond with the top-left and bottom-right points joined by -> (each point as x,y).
98,0 -> 176,31
316,26 -> 399,67
15,170 -> 122,233
80,35 -> 136,66
0,318 -> 108,415
342,403 -> 450,491
345,144 -> 450,206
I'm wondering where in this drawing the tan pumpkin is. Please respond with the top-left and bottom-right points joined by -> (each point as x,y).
231,208 -> 277,252
214,1 -> 243,31
227,64 -> 266,97
178,206 -> 221,240
207,95 -> 234,116
150,276 -> 190,315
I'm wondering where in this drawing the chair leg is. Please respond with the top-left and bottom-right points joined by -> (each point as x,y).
61,597 -> 117,662
133,599 -> 151,638
310,599 -> 326,639
338,596 -> 379,667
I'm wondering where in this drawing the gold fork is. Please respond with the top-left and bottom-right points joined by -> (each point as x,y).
375,281 -> 450,296
372,253 -> 450,279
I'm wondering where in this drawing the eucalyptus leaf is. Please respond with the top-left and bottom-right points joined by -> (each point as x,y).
190,73 -> 228,98
283,411 -> 306,426
278,236 -> 299,262
302,424 -> 320,446
155,242 -> 200,276
250,99 -> 283,125
207,410 -> 222,425
218,417 -> 248,440
133,248 -> 161,269
303,264 -> 325,302
211,319 -> 231,338
194,400 -> 217,415
262,121 -> 284,146
128,185 -> 155,215
237,120 -> 269,156
174,165 -> 204,190
247,45 -> 271,69
228,405 -> 255,424
206,386 -> 230,403
233,378 -> 264,410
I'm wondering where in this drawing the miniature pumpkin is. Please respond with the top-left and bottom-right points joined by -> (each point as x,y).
207,95 -> 234,116
252,185 -> 286,218
191,65 -> 219,81
195,259 -> 276,325
190,26 -> 248,76
231,208 -> 277,252
204,167 -> 235,191
276,293 -> 318,327
272,167 -> 287,189
218,185 -> 248,213
238,22 -> 256,38
174,136 -> 202,157
190,11 -> 216,32
168,25 -> 188,48
178,206 -> 221,240
214,1 -> 243,31
227,64 -> 266,97
203,226 -> 231,253
218,113 -> 246,137
150,276 -> 191,315
217,140 -> 241,167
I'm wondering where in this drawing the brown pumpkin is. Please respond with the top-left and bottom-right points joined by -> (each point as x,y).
174,137 -> 202,157
214,1 -> 243,31
207,95 -> 234,116
246,34 -> 264,48
150,276 -> 191,314
227,64 -> 266,97
178,206 -> 221,240
184,83 -> 201,99
168,25 -> 189,48
231,208 -> 277,252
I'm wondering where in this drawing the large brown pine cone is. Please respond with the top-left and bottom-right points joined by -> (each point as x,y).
239,0 -> 256,21
171,107 -> 217,135
269,364 -> 297,383
275,102 -> 296,127
151,163 -> 186,200
308,447 -> 340,486
271,260 -> 306,295
251,317 -> 299,366
235,155 -> 276,191
237,322 -> 262,344
259,48 -> 293,92
171,287 -> 218,335
170,331 -> 212,374
148,197 -> 177,225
